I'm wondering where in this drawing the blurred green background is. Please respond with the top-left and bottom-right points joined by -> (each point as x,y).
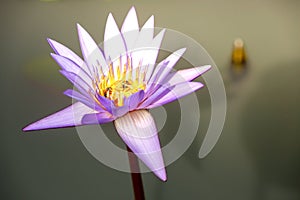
1,0 -> 300,199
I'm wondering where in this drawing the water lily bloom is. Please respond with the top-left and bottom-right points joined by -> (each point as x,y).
23,7 -> 211,181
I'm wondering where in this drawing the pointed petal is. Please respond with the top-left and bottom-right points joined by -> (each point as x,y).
60,70 -> 94,99
125,90 -> 145,111
147,82 -> 204,109
148,48 -> 186,87
121,7 -> 139,50
81,112 -> 115,124
112,104 -> 129,118
136,15 -> 154,46
110,91 -> 148,118
23,102 -> 97,131
132,29 -> 166,82
51,53 -> 92,86
47,38 -> 91,76
77,24 -> 108,74
109,90 -> 145,118
167,65 -> 211,86
96,95 -> 114,114
144,29 -> 166,81
64,89 -> 103,111
64,89 -> 91,105
114,110 -> 167,181
104,13 -> 126,63
139,84 -> 174,109
131,26 -> 165,72
143,61 -> 169,97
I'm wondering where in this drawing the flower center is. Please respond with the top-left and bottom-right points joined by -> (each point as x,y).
92,57 -> 146,107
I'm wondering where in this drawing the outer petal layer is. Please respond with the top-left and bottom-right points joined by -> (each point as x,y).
77,24 -> 108,74
114,110 -> 167,181
148,48 -> 186,88
51,53 -> 92,86
23,102 -> 97,131
146,82 -> 204,109
104,13 -> 126,64
121,7 -> 139,50
47,38 -> 91,76
81,112 -> 115,124
167,65 -> 211,86
63,89 -> 103,111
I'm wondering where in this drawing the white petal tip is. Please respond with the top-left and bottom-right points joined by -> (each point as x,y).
76,24 -> 85,35
50,52 -> 56,57
115,110 -> 167,181
129,6 -> 136,13
160,28 -> 166,34
47,38 -> 54,43
142,15 -> 154,29
76,23 -> 87,34
147,15 -> 154,23
200,65 -> 212,71
179,47 -> 187,54
76,23 -> 82,29
107,13 -> 114,20
153,168 -> 167,181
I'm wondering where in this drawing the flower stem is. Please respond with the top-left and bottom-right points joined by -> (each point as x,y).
127,146 -> 145,200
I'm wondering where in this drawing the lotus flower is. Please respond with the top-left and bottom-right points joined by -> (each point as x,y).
23,7 -> 211,181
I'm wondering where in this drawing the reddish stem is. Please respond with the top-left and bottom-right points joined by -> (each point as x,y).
127,146 -> 145,200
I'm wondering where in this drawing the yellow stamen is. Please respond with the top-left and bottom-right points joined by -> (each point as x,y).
92,56 -> 145,107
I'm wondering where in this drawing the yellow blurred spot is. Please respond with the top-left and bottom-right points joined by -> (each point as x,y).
232,38 -> 247,65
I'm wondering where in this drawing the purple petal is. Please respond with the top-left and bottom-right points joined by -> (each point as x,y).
47,38 -> 91,76
96,95 -> 115,114
109,91 -> 145,118
148,48 -> 186,88
166,65 -> 211,86
23,102 -> 97,131
82,112 -> 115,124
146,82 -> 204,109
64,89 -> 103,111
77,24 -> 108,74
139,84 -> 174,109
111,91 -> 146,118
111,103 -> 129,118
144,61 -> 169,97
60,70 -> 94,98
114,110 -> 167,181
51,53 -> 92,86
125,90 -> 145,111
